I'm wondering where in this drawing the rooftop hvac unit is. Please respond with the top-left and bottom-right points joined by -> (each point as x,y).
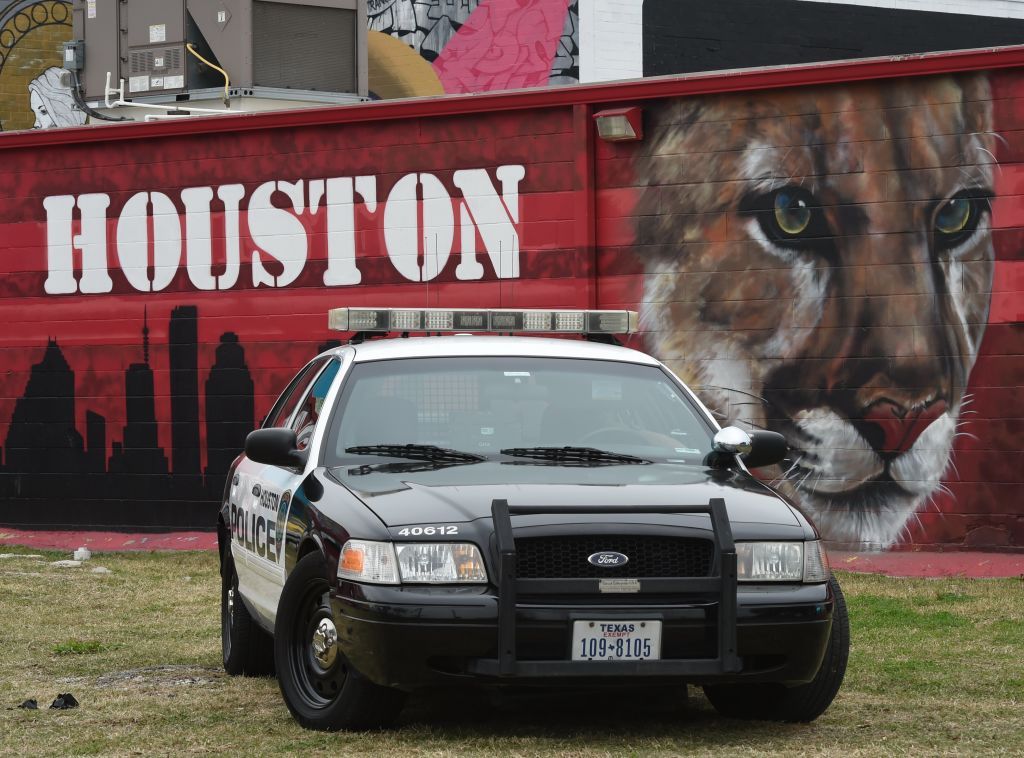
72,0 -> 367,104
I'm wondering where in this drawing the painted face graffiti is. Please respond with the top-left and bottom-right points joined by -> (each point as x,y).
638,74 -> 995,548
27,67 -> 87,130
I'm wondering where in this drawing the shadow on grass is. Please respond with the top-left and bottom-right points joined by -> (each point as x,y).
395,684 -> 803,739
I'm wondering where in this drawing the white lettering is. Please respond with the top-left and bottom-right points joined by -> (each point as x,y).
217,184 -> 244,290
115,191 -> 181,292
454,165 -> 524,280
181,187 -> 215,291
249,180 -> 307,288
181,184 -> 244,291
384,173 -> 454,282
40,165 -> 526,296
43,194 -> 113,294
322,176 -> 376,287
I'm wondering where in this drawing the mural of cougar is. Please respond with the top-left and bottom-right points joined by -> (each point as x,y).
638,74 -> 995,549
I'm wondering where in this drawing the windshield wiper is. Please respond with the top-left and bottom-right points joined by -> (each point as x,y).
499,446 -> 649,465
346,459 -> 474,476
345,444 -> 485,463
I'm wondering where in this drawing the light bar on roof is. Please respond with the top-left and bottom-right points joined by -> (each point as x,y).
327,308 -> 638,335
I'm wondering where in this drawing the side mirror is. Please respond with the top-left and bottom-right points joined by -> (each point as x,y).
712,426 -> 752,455
743,431 -> 788,468
712,427 -> 788,469
245,428 -> 307,469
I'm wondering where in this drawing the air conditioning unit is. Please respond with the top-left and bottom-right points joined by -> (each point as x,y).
72,0 -> 367,105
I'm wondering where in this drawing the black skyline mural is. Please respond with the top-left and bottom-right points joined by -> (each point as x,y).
0,306 -> 254,530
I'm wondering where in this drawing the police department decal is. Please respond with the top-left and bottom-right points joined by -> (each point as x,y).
231,484 -> 285,563
276,490 -> 292,551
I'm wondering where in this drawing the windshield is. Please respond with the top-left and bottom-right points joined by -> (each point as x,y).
325,357 -> 714,466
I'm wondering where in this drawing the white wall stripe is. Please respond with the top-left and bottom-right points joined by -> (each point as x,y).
795,0 -> 1024,21
579,0 -> 644,84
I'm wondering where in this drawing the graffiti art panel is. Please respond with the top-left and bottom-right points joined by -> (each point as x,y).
635,75 -> 997,548
0,1 -> 83,131
0,59 -> 1020,550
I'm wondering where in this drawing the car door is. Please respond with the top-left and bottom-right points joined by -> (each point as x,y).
231,356 -> 343,627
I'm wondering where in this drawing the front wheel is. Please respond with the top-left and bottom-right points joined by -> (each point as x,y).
274,551 -> 406,731
703,575 -> 850,722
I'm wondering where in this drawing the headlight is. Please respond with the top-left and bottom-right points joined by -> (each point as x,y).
736,541 -> 830,583
396,543 -> 488,583
337,540 -> 488,584
338,540 -> 399,584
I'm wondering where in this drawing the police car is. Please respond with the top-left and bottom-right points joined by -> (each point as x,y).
219,307 -> 848,731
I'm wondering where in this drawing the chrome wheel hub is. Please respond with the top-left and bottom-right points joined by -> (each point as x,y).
311,618 -> 338,668
227,587 -> 234,620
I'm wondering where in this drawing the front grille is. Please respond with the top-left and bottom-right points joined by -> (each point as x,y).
515,535 -> 714,579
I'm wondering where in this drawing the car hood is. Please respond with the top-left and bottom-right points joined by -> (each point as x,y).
326,461 -> 803,532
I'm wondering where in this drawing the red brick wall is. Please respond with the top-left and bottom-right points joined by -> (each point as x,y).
0,57 -> 1019,551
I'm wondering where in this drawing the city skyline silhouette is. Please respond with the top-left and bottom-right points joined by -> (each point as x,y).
0,305 -> 254,529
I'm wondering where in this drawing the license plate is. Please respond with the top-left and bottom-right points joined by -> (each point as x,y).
571,620 -> 662,661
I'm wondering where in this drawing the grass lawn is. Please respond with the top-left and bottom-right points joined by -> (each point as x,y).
0,546 -> 1021,756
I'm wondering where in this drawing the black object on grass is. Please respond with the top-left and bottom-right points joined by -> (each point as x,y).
49,693 -> 79,710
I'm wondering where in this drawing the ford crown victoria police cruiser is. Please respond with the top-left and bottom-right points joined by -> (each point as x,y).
218,307 -> 848,731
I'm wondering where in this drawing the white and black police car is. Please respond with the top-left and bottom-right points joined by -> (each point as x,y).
219,307 -> 848,731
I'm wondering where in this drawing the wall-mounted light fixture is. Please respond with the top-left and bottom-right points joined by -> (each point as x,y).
593,106 -> 643,142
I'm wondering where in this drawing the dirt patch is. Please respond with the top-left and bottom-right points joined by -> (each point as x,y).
94,665 -> 224,690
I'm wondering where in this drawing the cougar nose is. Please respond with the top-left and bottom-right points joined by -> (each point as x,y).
862,399 -> 948,457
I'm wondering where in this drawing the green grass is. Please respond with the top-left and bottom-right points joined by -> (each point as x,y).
0,546 -> 1021,756
52,640 -> 107,656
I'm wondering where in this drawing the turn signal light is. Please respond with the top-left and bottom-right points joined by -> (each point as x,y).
337,540 -> 399,584
340,546 -> 364,574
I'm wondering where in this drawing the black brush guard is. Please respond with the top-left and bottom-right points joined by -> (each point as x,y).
467,498 -> 743,678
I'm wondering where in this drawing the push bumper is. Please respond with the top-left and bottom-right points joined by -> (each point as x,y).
332,499 -> 833,691
331,581 -> 834,690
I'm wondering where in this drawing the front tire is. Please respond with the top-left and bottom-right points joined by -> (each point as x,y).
274,551 -> 406,731
703,575 -> 850,722
221,548 -> 275,676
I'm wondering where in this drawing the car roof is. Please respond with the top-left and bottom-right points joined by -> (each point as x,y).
329,335 -> 661,365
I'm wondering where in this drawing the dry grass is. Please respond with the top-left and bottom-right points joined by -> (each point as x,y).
0,546 -> 1021,756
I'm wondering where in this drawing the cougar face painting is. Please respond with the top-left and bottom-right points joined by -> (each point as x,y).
638,75 -> 995,548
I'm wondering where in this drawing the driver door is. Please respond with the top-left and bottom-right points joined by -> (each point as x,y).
232,357 -> 341,626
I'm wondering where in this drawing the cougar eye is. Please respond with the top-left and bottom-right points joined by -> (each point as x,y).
773,189 -> 812,235
935,196 -> 970,234
933,190 -> 987,249
740,186 -> 827,248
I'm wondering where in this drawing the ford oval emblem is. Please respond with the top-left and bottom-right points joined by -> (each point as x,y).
588,551 -> 629,568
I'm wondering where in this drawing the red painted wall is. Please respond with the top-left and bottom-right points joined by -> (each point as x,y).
0,48 -> 1021,551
